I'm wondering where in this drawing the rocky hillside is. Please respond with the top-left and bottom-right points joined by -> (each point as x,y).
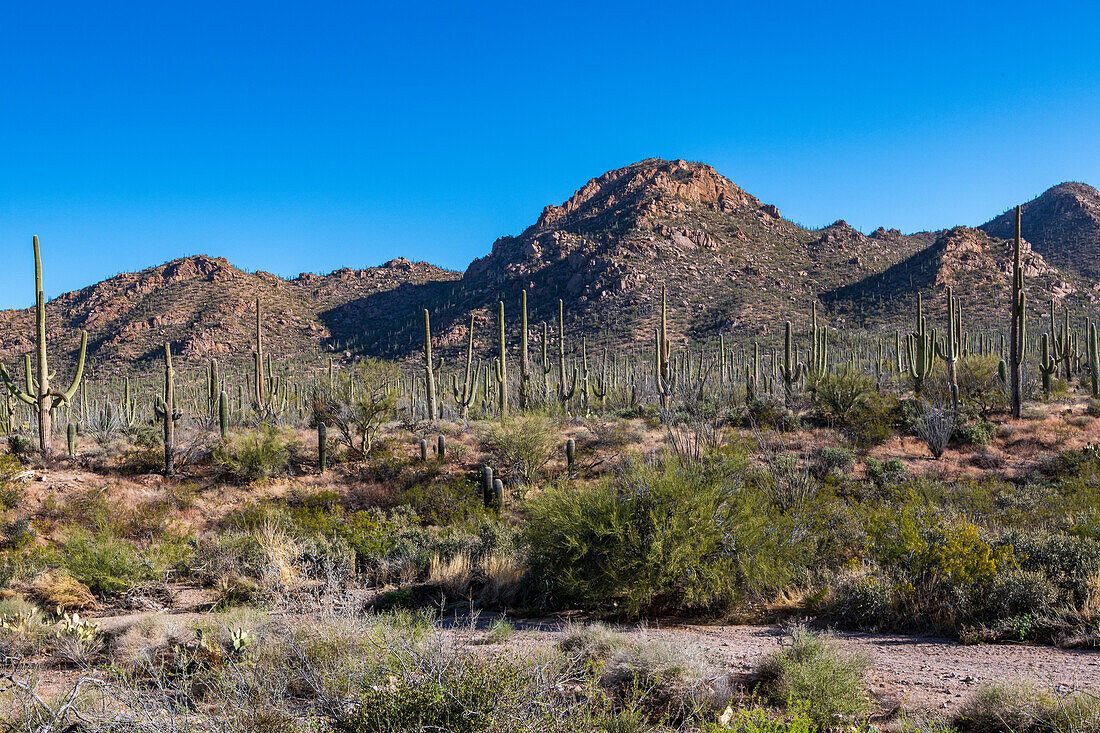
0,255 -> 459,371
821,226 -> 1094,327
0,159 -> 1097,374
982,182 -> 1100,281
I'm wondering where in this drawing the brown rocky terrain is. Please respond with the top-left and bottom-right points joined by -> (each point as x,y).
0,160 -> 1097,374
982,181 -> 1100,281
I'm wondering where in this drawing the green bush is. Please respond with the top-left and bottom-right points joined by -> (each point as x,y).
482,414 -> 558,486
397,474 -> 486,526
0,454 -> 23,513
811,365 -> 876,426
752,626 -> 870,729
815,446 -> 854,478
956,418 -> 996,448
53,528 -> 153,595
213,426 -> 298,483
524,455 -> 792,617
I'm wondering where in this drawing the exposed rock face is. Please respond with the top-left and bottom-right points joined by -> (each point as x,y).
981,182 -> 1100,280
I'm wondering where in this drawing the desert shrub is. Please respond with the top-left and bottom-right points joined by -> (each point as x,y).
980,569 -> 1057,621
482,413 -> 558,486
752,626 -> 870,729
956,417 -> 997,448
225,494 -> 407,574
313,359 -> 400,459
1086,399 -> 1100,418
864,457 -> 907,488
829,571 -> 892,630
814,446 -> 854,479
912,400 -> 956,458
1010,532 -> 1100,608
397,473 -> 487,526
336,649 -> 570,733
30,569 -> 97,611
7,434 -> 32,456
745,397 -> 800,432
956,354 -> 1006,414
213,425 -> 298,483
811,365 -> 876,426
52,528 -> 155,595
524,455 -> 793,616
484,618 -> 514,644
0,454 -> 23,513
956,682 -> 1100,733
559,623 -> 729,724
845,390 -> 902,449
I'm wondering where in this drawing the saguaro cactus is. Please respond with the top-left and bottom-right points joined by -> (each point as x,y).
422,309 -> 443,420
1089,323 -> 1099,397
557,300 -> 577,407
453,313 -> 479,419
1049,300 -> 1076,380
935,287 -> 961,409
519,290 -> 532,408
496,301 -> 508,421
655,286 -> 674,407
906,293 -> 937,396
253,298 -> 265,405
778,321 -> 804,401
218,390 -> 229,438
1009,206 -> 1025,418
1039,333 -> 1058,397
153,343 -> 181,477
0,236 -> 88,461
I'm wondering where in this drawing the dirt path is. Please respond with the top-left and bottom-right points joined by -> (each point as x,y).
496,619 -> 1100,714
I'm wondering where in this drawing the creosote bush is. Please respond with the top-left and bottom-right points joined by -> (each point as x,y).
524,453 -> 793,617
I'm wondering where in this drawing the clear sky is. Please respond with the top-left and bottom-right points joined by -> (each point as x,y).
2,1 -> 1098,309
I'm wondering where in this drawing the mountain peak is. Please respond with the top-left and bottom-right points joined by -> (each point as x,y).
980,181 -> 1100,279
534,158 -> 762,231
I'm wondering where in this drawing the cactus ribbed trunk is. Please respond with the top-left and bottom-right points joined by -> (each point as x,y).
496,301 -> 508,421
1010,206 -> 1025,419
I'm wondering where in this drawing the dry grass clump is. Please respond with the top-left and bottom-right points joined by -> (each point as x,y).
30,569 -> 97,612
956,681 -> 1100,732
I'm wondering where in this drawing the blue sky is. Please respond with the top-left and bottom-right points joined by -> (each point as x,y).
1,1 -> 1098,309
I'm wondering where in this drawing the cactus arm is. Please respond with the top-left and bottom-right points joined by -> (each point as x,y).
50,331 -> 87,407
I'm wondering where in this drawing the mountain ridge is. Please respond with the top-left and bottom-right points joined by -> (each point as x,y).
0,160 -> 1097,373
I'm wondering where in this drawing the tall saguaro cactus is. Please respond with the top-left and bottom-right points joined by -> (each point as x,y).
906,293 -> 937,396
422,309 -> 443,420
935,287 -> 961,410
655,286 -> 674,407
153,343 -> 181,477
0,236 -> 88,461
1009,206 -> 1025,418
496,301 -> 508,420
453,313 -> 478,419
254,298 -> 265,405
556,300 -> 577,407
1088,322 -> 1099,398
518,290 -> 531,409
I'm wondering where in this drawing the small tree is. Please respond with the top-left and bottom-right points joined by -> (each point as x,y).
313,359 -> 400,458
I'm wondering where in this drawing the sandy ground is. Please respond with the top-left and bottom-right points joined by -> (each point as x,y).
490,617 -> 1100,716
